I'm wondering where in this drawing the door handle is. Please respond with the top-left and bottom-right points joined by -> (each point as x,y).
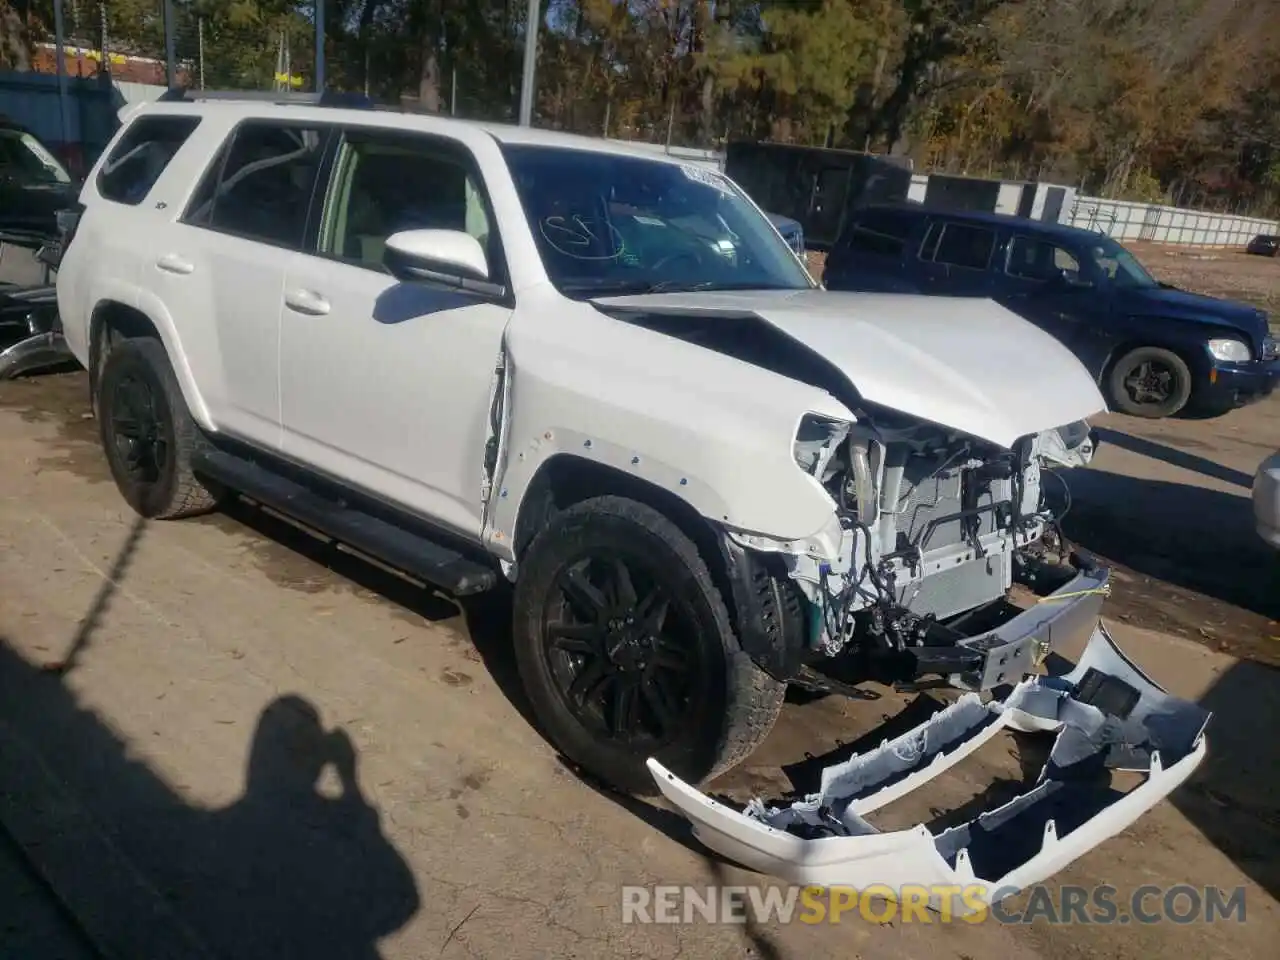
284,289 -> 331,316
155,253 -> 194,275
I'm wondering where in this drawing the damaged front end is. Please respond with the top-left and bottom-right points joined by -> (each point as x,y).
731,408 -> 1103,692
649,625 -> 1209,913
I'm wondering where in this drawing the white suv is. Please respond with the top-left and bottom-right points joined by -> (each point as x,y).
59,92 -> 1136,800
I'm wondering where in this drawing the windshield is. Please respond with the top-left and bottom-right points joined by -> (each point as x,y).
1085,238 -> 1158,289
0,129 -> 72,184
500,144 -> 813,297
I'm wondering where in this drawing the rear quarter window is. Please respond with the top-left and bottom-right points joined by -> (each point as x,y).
97,115 -> 202,206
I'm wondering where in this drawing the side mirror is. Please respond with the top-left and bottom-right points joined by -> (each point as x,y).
383,229 -> 505,299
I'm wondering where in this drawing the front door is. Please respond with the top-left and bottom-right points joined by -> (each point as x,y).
999,234 -> 1099,355
278,126 -> 514,541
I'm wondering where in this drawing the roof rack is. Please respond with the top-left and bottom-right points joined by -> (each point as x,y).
157,88 -> 376,110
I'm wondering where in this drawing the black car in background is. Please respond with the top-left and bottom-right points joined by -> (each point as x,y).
1247,234 -> 1279,257
823,204 -> 1279,418
0,116 -> 79,240
0,116 -> 76,379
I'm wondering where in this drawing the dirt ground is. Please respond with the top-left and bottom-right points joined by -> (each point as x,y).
1,255 -> 1279,957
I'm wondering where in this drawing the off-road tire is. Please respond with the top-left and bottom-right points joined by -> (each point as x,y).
1107,345 -> 1193,418
512,496 -> 786,796
97,337 -> 222,519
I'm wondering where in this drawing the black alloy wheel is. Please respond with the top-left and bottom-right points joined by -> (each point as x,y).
109,371 -> 169,486
512,496 -> 785,796
541,552 -> 703,749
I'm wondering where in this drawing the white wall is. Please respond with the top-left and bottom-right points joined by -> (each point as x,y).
1066,196 -> 1278,248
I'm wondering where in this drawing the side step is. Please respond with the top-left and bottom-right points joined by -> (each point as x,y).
192,448 -> 497,596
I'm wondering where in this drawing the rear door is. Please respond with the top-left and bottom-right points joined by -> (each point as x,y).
149,118 -> 331,449
916,220 -> 999,296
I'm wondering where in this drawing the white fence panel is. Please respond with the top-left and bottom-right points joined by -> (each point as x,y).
1067,196 -> 1279,248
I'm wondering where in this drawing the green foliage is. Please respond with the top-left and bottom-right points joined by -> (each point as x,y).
19,0 -> 1280,213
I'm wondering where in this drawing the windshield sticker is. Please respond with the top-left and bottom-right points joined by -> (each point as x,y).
19,132 -> 72,183
539,215 -> 626,261
632,215 -> 667,227
679,164 -> 733,194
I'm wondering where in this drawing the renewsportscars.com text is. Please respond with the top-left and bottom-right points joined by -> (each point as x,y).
620,883 -> 1247,926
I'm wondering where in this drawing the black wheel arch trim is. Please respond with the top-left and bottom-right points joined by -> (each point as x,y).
513,453 -> 809,681
718,536 -> 809,682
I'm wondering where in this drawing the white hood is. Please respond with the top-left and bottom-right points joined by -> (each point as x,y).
592,289 -> 1106,448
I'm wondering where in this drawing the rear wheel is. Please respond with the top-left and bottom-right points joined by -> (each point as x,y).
97,337 -> 222,519
512,496 -> 785,796
1107,346 -> 1192,418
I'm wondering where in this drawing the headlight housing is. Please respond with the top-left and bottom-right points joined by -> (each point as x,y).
1263,334 -> 1279,361
1207,338 -> 1251,363
793,414 -> 850,478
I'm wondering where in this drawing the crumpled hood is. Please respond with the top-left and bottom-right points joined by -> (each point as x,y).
592,289 -> 1106,448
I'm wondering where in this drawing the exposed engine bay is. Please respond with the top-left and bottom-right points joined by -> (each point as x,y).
782,409 -> 1096,679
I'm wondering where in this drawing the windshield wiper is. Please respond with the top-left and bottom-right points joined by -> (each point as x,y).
561,278 -> 799,297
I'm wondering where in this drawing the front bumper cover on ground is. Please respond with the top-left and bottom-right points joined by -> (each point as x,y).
648,624 -> 1209,915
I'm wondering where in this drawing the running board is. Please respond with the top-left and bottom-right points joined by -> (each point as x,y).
648,624 -> 1209,915
191,448 -> 497,596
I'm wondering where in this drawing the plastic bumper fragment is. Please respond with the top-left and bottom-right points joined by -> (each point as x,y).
950,557 -> 1110,692
647,623 -> 1209,915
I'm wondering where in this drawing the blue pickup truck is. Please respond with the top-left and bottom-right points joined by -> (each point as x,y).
823,204 -> 1280,418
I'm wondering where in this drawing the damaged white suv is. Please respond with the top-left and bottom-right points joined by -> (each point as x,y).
59,93 -> 1169,812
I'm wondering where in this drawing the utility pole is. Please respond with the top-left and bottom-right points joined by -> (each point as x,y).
198,17 -> 205,89
518,0 -> 539,126
53,0 -> 71,165
315,0 -> 325,91
163,0 -> 177,88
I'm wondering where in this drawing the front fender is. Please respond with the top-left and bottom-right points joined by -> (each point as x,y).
484,303 -> 855,562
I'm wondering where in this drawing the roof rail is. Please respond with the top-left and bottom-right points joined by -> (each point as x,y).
157,88 -> 375,110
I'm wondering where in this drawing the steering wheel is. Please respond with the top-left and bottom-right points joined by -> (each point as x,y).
650,247 -> 709,274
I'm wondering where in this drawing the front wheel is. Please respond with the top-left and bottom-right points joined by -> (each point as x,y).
512,496 -> 785,796
1107,346 -> 1193,418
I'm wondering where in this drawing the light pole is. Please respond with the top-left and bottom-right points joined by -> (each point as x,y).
518,0 -> 539,126
53,0 -> 70,155
316,0 -> 326,91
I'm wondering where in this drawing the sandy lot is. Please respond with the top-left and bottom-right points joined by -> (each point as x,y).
1,264 -> 1278,956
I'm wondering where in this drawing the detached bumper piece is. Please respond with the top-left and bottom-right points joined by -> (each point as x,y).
0,284 -> 70,381
648,624 -> 1208,915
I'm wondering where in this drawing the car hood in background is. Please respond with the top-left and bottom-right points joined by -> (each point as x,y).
592,289 -> 1106,448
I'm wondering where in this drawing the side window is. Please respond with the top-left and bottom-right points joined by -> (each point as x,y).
97,115 -> 201,205
184,121 -> 327,249
1006,236 -> 1082,281
842,208 -> 917,257
928,223 -> 996,271
317,130 -> 497,276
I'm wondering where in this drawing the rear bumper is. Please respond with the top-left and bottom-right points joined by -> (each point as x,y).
648,624 -> 1209,915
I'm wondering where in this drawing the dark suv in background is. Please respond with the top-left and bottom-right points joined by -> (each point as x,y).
823,205 -> 1279,418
